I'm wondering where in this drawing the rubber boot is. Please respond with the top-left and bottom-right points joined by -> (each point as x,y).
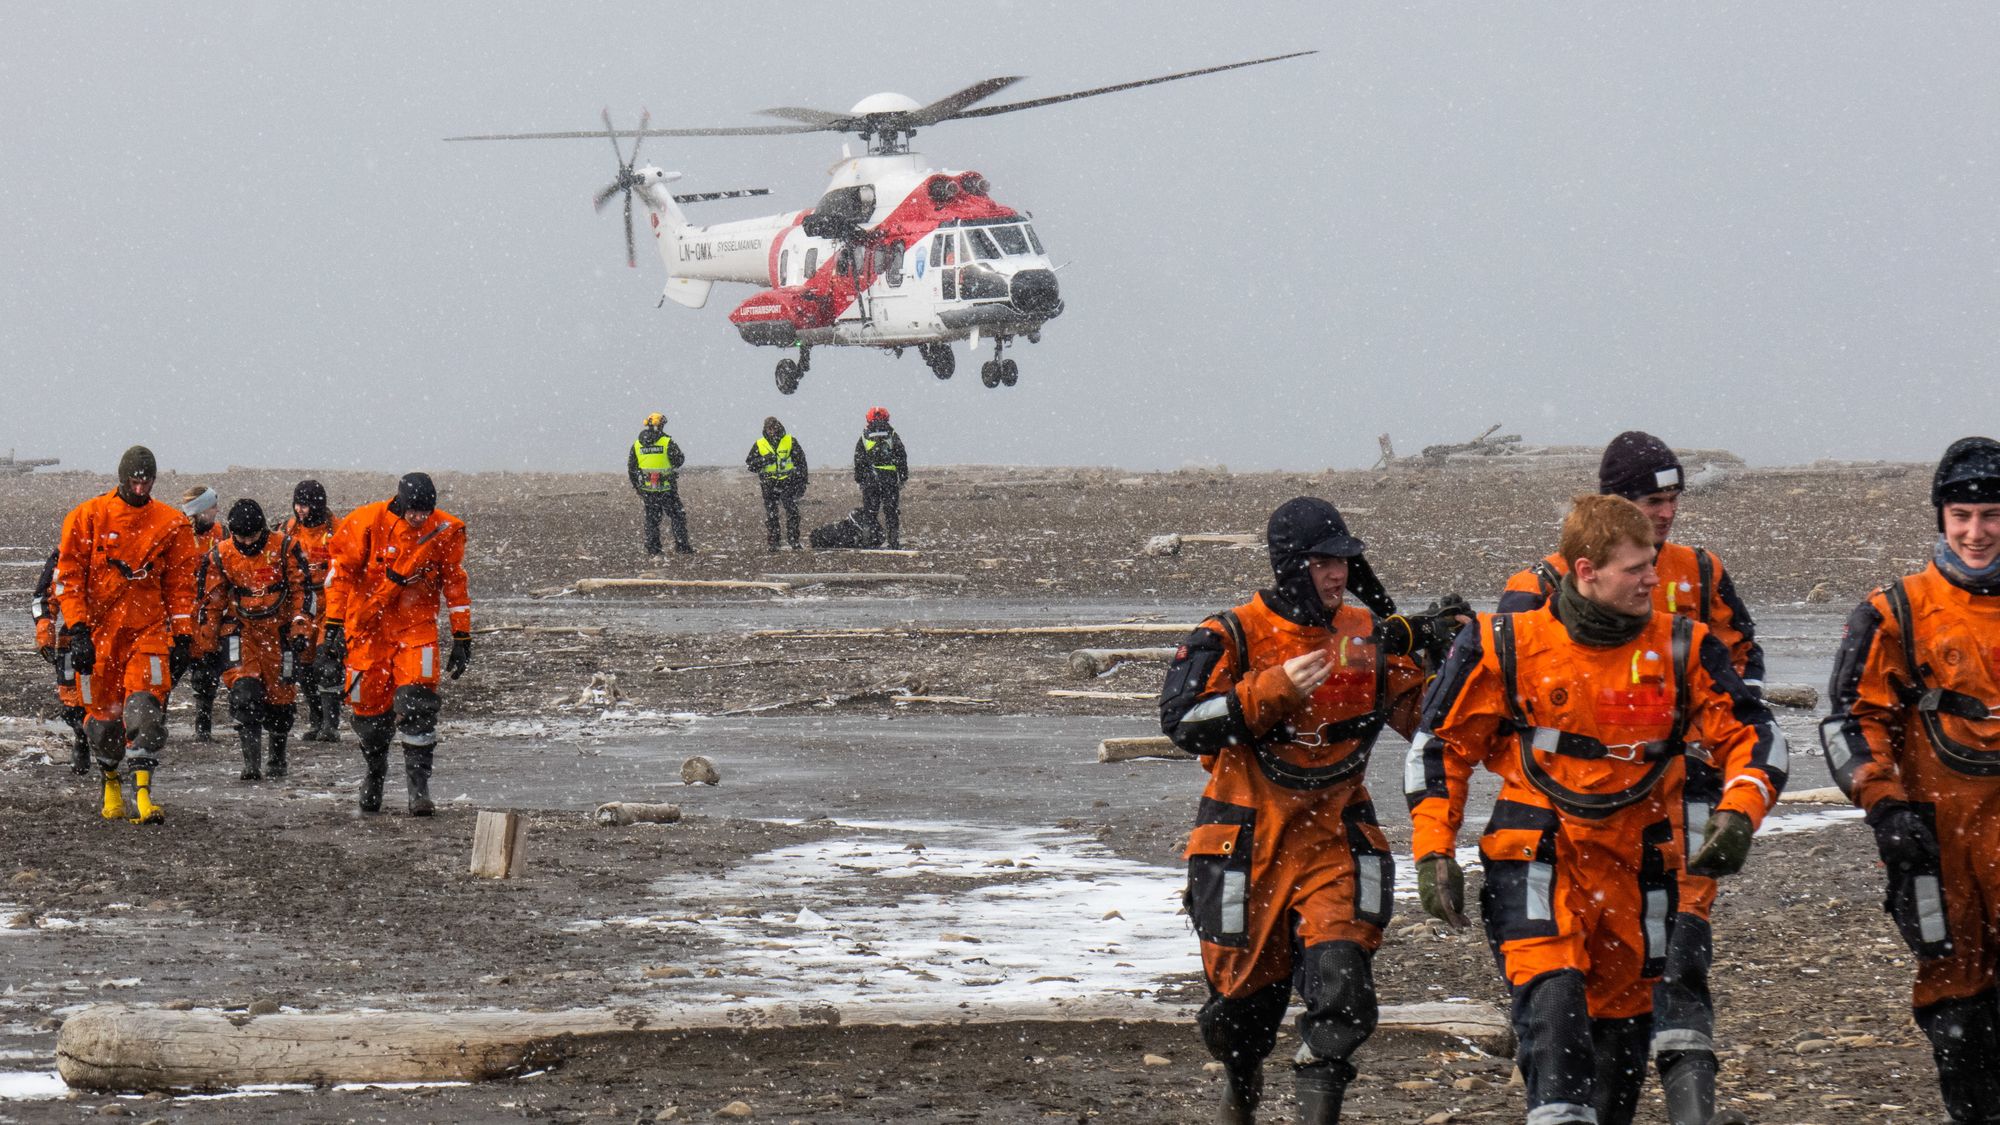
1661,1052 -> 1721,1125
266,730 -> 288,780
1294,1060 -> 1352,1125
405,757 -> 434,817
99,769 -> 127,820
318,695 -> 342,742
193,709 -> 214,744
129,769 -> 163,824
359,746 -> 387,813
69,731 -> 90,775
1215,1063 -> 1261,1124
238,725 -> 263,780
302,690 -> 325,742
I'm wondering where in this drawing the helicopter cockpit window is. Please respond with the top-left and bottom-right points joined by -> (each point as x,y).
928,236 -> 944,269
1024,225 -> 1045,255
992,225 -> 1030,256
885,241 -> 905,287
941,234 -> 957,266
780,250 -> 791,285
966,228 -> 1001,260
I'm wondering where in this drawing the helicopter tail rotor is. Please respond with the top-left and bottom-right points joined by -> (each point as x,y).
593,108 -> 652,267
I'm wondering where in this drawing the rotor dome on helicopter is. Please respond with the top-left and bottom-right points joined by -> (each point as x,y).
848,93 -> 922,116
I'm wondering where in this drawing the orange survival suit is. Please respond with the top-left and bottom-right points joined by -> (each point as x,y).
1159,498 -> 1428,1121
1825,507 -> 2000,1119
198,500 -> 313,781
54,448 -> 199,823
183,495 -> 229,742
324,473 -> 470,815
1409,601 -> 1784,1125
277,479 -> 341,741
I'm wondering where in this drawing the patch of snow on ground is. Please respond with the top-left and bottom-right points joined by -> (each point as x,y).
0,1070 -> 65,1100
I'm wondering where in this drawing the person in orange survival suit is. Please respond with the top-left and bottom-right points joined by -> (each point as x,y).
276,480 -> 340,742
1408,494 -> 1785,1125
1495,432 -> 1766,1124
55,445 -> 200,824
1823,437 -> 2000,1124
198,499 -> 313,782
31,548 -> 89,773
180,486 -> 228,742
322,472 -> 471,816
1159,497 -> 1470,1123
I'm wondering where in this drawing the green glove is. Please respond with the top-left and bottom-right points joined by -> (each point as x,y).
1417,853 -> 1469,928
1687,809 -> 1754,877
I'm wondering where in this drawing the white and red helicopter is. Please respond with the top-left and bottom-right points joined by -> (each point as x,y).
448,52 -> 1311,395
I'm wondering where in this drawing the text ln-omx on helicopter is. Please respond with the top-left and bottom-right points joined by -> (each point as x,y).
448,53 -> 1311,395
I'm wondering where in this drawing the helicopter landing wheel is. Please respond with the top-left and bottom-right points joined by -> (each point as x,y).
775,358 -> 801,395
998,358 -> 1018,386
921,343 -> 955,380
980,360 -> 1001,388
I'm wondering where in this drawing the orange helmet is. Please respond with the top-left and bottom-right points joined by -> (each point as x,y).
866,407 -> 890,425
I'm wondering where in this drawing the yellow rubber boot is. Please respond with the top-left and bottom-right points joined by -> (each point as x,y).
129,769 -> 164,825
99,769 -> 127,821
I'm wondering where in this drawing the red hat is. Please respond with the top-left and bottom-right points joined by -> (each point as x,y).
866,407 -> 890,424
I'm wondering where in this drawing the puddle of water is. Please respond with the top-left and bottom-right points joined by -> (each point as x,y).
588,820 -> 1198,1005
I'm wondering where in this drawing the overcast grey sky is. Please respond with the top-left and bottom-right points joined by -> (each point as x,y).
3,3 -> 1996,474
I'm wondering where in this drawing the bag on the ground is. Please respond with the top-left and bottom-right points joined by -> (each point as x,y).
809,508 -> 884,549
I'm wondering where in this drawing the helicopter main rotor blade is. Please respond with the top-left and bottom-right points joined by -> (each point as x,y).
671,188 -> 773,203
445,123 -> 822,142
629,108 -> 650,164
600,107 -> 626,166
908,75 -> 1025,126
593,179 -> 624,212
758,106 -> 849,127
949,51 -> 1315,121
623,191 -> 636,268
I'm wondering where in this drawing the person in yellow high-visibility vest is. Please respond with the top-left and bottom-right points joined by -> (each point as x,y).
627,412 -> 692,555
745,416 -> 809,551
852,406 -> 909,549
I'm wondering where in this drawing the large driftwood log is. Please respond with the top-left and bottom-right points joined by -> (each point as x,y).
1098,736 -> 1195,763
1068,647 -> 1179,679
593,801 -> 683,826
760,572 -> 966,585
56,998 -> 1508,1091
574,577 -> 792,594
750,622 -> 1195,640
1048,690 -> 1157,701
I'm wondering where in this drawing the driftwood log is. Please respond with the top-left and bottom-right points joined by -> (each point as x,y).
1098,736 -> 1195,763
1762,683 -> 1820,709
574,577 -> 792,594
1780,786 -> 1849,804
1047,690 -> 1156,701
470,624 -> 608,637
55,998 -> 1507,1091
760,572 -> 966,585
1068,647 -> 1178,679
750,623 -> 1195,640
593,802 -> 683,826
469,812 -> 529,878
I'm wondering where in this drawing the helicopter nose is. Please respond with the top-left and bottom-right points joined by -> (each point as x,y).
1010,269 -> 1060,316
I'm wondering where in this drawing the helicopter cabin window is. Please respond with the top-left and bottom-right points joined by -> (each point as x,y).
835,247 -> 853,276
779,250 -> 790,285
1024,224 -> 1045,254
885,241 -> 905,287
992,225 -> 1030,256
941,266 -> 957,301
804,248 -> 819,277
966,228 -> 1001,260
941,233 -> 957,266
928,235 -> 943,269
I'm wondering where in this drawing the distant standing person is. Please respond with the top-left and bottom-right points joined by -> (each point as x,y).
181,485 -> 227,742
853,407 -> 908,550
628,411 -> 692,556
30,548 -> 89,773
746,416 -> 808,552
277,480 -> 341,742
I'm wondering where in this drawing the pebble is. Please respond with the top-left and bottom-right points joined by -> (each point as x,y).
938,932 -> 981,943
246,999 -> 282,1016
1452,1075 -> 1487,1091
161,999 -> 194,1011
1202,1061 -> 1225,1073
679,756 -> 720,786
1423,1114 -> 1456,1125
655,1109 -> 680,1121
717,1101 -> 752,1118
1142,1054 -> 1171,1066
1395,1079 -> 1435,1090
644,966 -> 692,980
1101,910 -> 1124,921
1795,1038 -> 1835,1053
96,1105 -> 129,1117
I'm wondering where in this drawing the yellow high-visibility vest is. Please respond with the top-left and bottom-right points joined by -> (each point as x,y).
863,436 -> 896,472
633,437 -> 675,492
755,435 -> 797,480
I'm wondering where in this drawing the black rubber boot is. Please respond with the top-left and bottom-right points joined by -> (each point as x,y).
1660,1051 -> 1718,1125
1215,1063 -> 1260,1124
266,730 -> 288,780
302,689 -> 325,742
194,709 -> 214,744
237,725 -> 263,780
404,750 -> 434,817
68,729 -> 90,775
1916,992 -> 2000,1124
1294,1060 -> 1353,1125
317,693 -> 342,742
358,745 -> 387,813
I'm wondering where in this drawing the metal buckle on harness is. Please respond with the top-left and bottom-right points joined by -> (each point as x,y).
1600,741 -> 1647,764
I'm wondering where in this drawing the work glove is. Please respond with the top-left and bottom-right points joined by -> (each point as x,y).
39,643 -> 59,666
446,634 -> 473,680
66,625 -> 96,676
1687,809 -> 1755,877
1384,595 -> 1473,663
320,622 -> 347,667
1867,800 -> 1941,872
168,634 -> 194,681
1416,852 -> 1469,928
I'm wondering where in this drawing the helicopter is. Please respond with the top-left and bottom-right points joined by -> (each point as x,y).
447,52 -> 1312,395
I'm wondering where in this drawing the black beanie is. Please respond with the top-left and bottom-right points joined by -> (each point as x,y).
1934,437 -> 2000,528
389,472 -> 438,515
1598,431 -> 1683,500
117,445 -> 157,482
293,479 -> 327,508
227,499 -> 266,537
